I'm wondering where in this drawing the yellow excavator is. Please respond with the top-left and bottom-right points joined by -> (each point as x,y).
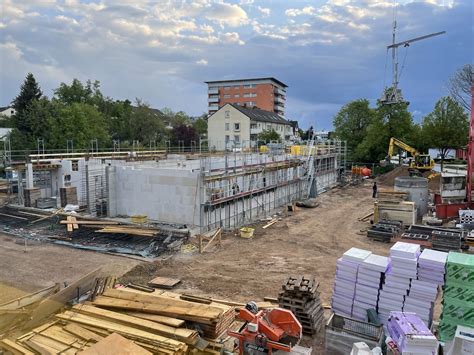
386,137 -> 435,174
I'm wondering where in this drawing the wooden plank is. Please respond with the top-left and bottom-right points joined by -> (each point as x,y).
0,339 -> 35,355
72,304 -> 198,344
63,323 -> 104,343
0,284 -> 60,311
23,268 -> 102,330
262,219 -> 277,229
66,216 -> 73,233
200,228 -> 222,253
59,220 -> 120,225
0,212 -> 28,220
24,339 -> 56,355
78,333 -> 152,355
71,216 -> 79,230
123,312 -> 185,327
56,312 -> 186,351
26,334 -> 73,353
148,276 -> 181,289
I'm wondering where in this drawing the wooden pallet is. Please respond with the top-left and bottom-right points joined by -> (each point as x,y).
148,276 -> 182,289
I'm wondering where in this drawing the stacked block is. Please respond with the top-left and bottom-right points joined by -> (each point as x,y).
378,242 -> 420,325
387,311 -> 438,354
404,249 -> 447,327
352,254 -> 389,321
439,252 -> 474,342
331,248 -> 371,318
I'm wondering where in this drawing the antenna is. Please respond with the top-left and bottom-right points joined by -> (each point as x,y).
381,6 -> 446,105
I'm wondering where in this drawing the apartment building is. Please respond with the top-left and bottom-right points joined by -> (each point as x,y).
205,77 -> 287,117
208,103 -> 293,151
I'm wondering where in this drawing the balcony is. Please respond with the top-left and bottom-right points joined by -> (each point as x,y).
274,87 -> 286,96
208,104 -> 219,111
274,104 -> 285,112
274,96 -> 286,104
208,96 -> 219,103
208,87 -> 219,94
250,126 -> 263,134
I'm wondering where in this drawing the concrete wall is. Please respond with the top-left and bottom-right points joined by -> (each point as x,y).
208,105 -> 251,151
108,166 -> 200,226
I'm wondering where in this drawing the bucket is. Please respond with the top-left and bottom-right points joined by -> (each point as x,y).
240,227 -> 254,239
131,215 -> 148,224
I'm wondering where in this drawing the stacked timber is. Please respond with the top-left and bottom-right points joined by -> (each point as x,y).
0,287 -> 232,355
24,188 -> 41,207
60,186 -> 78,207
278,276 -> 324,335
92,288 -> 235,339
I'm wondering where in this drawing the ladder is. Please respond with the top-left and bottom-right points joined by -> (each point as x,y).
306,133 -> 316,198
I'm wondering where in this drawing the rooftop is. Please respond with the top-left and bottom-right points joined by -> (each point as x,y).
205,77 -> 287,88
230,104 -> 290,124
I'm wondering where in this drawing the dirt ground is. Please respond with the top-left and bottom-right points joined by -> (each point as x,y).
0,234 -> 140,304
121,181 -> 391,306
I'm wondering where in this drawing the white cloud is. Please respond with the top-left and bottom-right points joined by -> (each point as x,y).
257,6 -> 271,17
196,59 -> 208,66
204,3 -> 249,27
285,6 -> 316,17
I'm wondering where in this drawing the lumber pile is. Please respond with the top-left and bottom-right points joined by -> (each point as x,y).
278,276 -> 324,335
91,288 -> 235,339
0,287 -> 233,354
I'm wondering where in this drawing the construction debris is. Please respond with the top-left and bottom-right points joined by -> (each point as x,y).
278,276 -> 324,335
148,276 -> 182,289
366,220 -> 403,242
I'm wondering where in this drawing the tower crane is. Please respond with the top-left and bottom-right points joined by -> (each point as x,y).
380,13 -> 446,105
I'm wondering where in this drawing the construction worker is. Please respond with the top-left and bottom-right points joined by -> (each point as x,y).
372,181 -> 378,198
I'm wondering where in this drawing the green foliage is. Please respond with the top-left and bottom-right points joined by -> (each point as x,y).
193,116 -> 208,136
421,96 -> 469,162
48,103 -> 110,149
257,129 -> 282,143
129,100 -> 166,145
12,73 -> 43,131
54,79 -> 103,106
333,99 -> 374,161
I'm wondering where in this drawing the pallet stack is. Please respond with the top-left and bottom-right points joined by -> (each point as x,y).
278,276 -> 324,335
24,188 -> 41,207
60,186 -> 78,207
439,252 -> 474,342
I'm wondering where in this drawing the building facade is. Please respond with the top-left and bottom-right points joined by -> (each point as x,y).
207,103 -> 292,151
205,77 -> 287,117
0,106 -> 16,118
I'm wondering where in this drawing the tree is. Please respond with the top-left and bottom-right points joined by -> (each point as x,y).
48,103 -> 110,150
193,115 -> 208,136
129,100 -> 165,145
257,129 -> 281,143
12,73 -> 43,132
422,96 -> 469,169
171,124 -> 198,146
333,99 -> 374,161
448,64 -> 472,112
54,79 -> 103,106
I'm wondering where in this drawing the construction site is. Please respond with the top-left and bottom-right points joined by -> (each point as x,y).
0,1 -> 473,354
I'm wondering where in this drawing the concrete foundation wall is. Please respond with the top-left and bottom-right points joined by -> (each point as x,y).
108,166 -> 200,226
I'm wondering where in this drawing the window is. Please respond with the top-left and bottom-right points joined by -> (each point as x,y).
225,110 -> 230,119
250,124 -> 257,129
234,123 -> 240,131
244,93 -> 256,98
225,123 -> 230,131
224,94 -> 231,98
224,86 -> 231,90
246,101 -> 255,107
233,85 -> 240,88
234,94 -> 239,98
234,135 -> 240,143
225,135 -> 230,143
244,84 -> 256,89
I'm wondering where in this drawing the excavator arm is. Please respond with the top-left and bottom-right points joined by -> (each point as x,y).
387,137 -> 419,158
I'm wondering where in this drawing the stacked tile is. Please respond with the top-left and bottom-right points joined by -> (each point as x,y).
378,242 -> 420,325
352,254 -> 389,321
439,252 -> 474,342
387,311 -> 438,354
331,248 -> 372,318
404,249 -> 448,327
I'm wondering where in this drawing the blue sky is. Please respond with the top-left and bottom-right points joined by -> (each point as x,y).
0,0 -> 471,130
